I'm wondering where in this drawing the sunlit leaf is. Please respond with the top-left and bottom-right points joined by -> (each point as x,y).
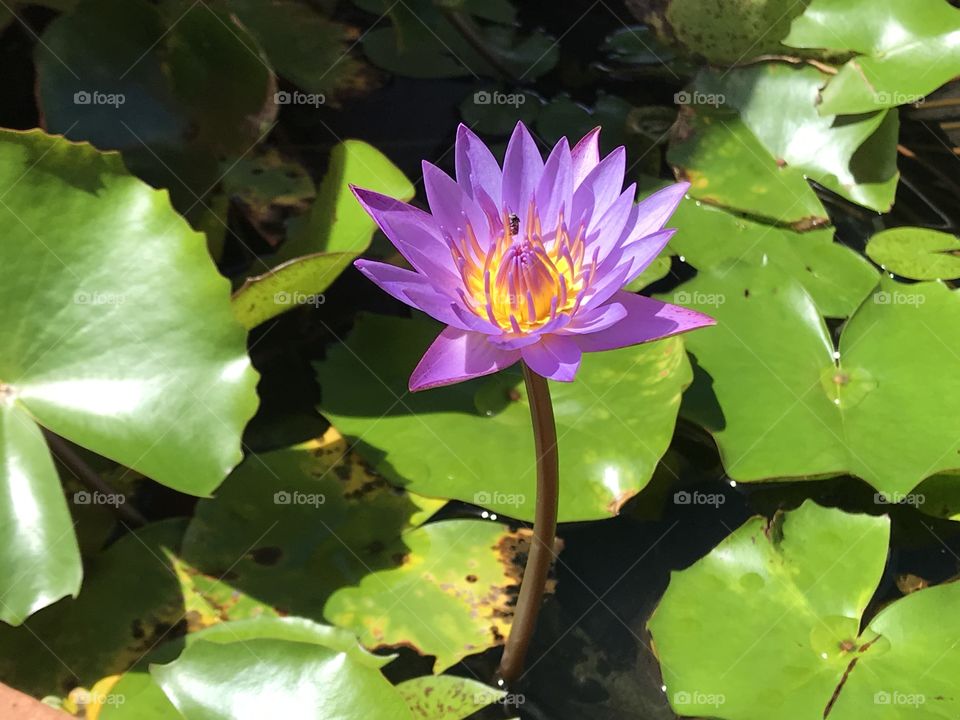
668,263 -> 960,495
865,227 -> 960,281
649,500 -> 960,720
317,313 -> 693,522
692,64 -> 899,212
396,675 -> 504,719
0,130 -> 258,622
785,0 -> 960,114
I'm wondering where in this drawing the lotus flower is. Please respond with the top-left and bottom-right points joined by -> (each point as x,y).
352,122 -> 715,391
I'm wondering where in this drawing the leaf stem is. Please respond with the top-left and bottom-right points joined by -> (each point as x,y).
43,430 -> 147,528
497,361 -> 559,684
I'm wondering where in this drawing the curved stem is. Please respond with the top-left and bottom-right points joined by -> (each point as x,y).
497,362 -> 559,684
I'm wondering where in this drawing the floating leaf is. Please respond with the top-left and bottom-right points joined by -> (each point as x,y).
785,0 -> 960,115
692,64 -> 899,212
325,520 -> 539,672
669,263 -> 960,495
180,428 -> 534,669
669,107 -> 828,228
649,500 -> 960,720
151,620 -> 413,720
396,675 -> 504,719
865,227 -> 960,280
627,0 -> 811,64
668,197 -> 877,318
232,140 -> 413,329
35,0 -> 276,211
0,130 -> 258,623
0,403 -> 81,626
317,313 -> 693,522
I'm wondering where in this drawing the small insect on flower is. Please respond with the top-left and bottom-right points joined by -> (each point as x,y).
508,212 -> 520,236
351,121 -> 715,391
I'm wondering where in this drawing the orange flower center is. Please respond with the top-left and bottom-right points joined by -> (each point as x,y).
450,204 -> 593,333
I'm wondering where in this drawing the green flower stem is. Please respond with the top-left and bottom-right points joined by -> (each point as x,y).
497,361 -> 559,684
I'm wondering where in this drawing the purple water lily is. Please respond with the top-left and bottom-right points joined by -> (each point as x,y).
352,122 -> 715,391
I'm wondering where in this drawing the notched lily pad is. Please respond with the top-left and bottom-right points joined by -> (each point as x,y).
866,227 -> 960,281
670,263 -> 960,496
649,500 -> 960,720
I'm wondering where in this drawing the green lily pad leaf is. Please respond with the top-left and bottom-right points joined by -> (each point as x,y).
325,519 -> 539,672
0,130 -> 257,621
670,263 -> 960,495
601,25 -> 677,65
629,0 -> 811,64
669,107 -> 828,229
316,312 -> 693,522
459,88 -> 542,136
692,64 -> 900,212
0,130 -> 258,493
866,227 -> 960,281
99,618 -> 392,719
649,500 -> 960,719
912,472 -> 960,522
0,520 -> 187,696
226,0 -> 364,98
0,402 -> 81,626
36,0 -> 276,212
233,140 -> 413,329
180,428 -> 533,670
151,628 -> 413,720
785,0 -> 960,115
668,197 -> 877,318
396,676 -> 504,719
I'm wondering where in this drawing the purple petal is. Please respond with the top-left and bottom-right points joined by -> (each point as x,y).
501,122 -> 544,228
535,138 -> 572,236
574,291 -> 715,353
455,123 -> 502,208
560,301 -> 627,334
585,228 -> 675,310
570,127 -> 600,187
422,161 -> 489,246
409,327 -> 520,391
520,335 -> 582,382
585,183 -> 636,263
351,187 -> 459,284
624,183 -> 690,244
571,146 -> 626,229
354,259 -> 464,328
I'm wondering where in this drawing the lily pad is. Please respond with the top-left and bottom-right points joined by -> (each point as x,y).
628,0 -> 811,64
151,627 -> 413,720
232,140 -> 413,329
668,197 -> 877,318
865,227 -> 960,281
35,0 -> 276,211
692,64 -> 899,212
648,500 -> 960,720
0,130 -> 257,624
325,519 -> 538,672
670,262 -> 960,495
316,313 -> 693,522
180,428 -> 535,670
396,675 -> 504,719
785,0 -> 960,115
669,107 -> 828,228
